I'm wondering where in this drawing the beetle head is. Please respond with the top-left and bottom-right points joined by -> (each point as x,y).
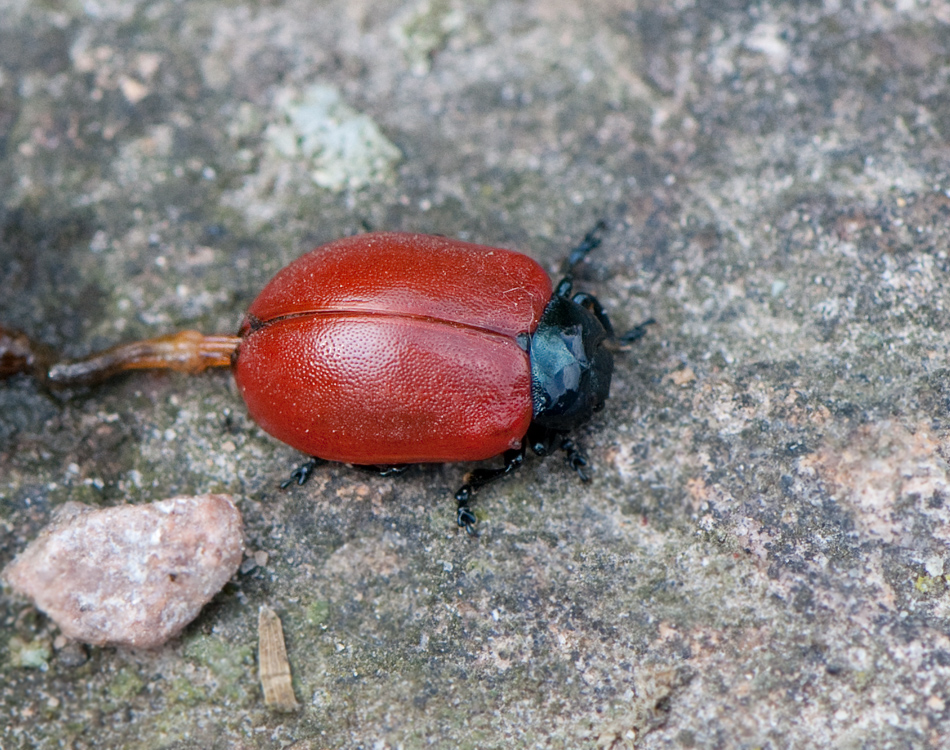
529,295 -> 613,432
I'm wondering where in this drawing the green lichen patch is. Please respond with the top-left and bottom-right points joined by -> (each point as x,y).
182,633 -> 256,706
7,635 -> 52,670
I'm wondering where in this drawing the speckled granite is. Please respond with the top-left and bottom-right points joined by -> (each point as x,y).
1,1 -> 949,747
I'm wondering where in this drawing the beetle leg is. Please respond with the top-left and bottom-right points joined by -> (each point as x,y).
456,505 -> 479,536
454,446 -> 527,534
455,448 -> 526,500
553,277 -> 574,299
524,423 -> 560,457
559,438 -> 589,482
280,457 -> 325,488
526,426 -> 590,481
570,292 -> 616,336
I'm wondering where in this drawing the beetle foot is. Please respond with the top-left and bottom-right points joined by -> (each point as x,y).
452,447 -> 527,534
454,484 -> 481,536
280,457 -> 323,488
560,439 -> 589,482
619,318 -> 656,345
456,504 -> 479,536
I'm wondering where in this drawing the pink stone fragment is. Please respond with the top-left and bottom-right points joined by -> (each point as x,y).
3,494 -> 244,649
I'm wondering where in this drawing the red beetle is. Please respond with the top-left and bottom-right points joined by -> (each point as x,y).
234,233 -> 552,466
2,226 -> 646,534
234,228 -> 634,532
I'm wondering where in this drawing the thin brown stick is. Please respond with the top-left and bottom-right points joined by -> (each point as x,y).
0,326 -> 55,381
47,330 -> 240,386
0,326 -> 239,387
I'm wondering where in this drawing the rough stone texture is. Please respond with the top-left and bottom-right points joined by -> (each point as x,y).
3,495 -> 243,648
1,0 -> 950,748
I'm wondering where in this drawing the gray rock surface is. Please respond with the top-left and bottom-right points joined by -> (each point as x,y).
1,0 -> 949,748
3,495 -> 244,648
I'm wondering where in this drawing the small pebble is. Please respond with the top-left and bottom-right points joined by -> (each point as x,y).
55,641 -> 89,669
3,495 -> 244,649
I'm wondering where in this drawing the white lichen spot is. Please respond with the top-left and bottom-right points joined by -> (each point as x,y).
266,84 -> 402,191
